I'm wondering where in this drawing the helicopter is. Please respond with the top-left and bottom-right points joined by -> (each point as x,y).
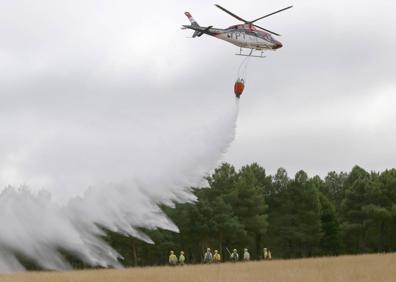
182,4 -> 292,58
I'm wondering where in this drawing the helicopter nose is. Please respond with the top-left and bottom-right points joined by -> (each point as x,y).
273,42 -> 283,50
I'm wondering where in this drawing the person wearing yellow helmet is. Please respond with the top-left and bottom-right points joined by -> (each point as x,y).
179,251 -> 186,265
213,250 -> 221,263
169,250 -> 177,266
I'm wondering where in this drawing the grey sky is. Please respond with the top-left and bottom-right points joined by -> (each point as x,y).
0,0 -> 395,272
218,0 -> 396,176
0,1 -> 242,271
1,0 -> 396,185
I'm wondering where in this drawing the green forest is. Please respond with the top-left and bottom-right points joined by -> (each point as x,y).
99,163 -> 396,267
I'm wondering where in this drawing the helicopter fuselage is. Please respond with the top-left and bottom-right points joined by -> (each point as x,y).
183,23 -> 282,51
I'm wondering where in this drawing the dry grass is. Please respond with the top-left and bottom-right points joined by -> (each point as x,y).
0,253 -> 395,282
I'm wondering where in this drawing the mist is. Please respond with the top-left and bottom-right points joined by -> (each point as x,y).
0,79 -> 239,272
0,1 -> 243,272
4,0 -> 394,272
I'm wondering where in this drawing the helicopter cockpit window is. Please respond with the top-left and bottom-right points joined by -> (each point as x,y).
257,32 -> 272,41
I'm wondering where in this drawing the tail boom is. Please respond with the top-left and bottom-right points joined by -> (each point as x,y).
183,12 -> 222,38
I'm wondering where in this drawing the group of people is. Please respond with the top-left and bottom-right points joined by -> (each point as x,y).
169,247 -> 272,265
168,250 -> 185,266
203,248 -> 222,263
204,248 -> 256,263
263,248 -> 272,260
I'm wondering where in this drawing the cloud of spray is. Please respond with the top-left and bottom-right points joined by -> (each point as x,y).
0,84 -> 239,272
0,1 -> 241,271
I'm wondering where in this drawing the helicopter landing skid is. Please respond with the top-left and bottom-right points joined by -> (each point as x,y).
235,48 -> 265,59
235,53 -> 266,58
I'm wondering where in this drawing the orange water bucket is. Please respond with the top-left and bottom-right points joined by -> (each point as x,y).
234,79 -> 245,98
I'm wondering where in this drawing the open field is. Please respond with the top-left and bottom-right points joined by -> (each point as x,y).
0,253 -> 395,282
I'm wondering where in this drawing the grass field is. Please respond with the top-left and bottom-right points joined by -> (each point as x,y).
0,253 -> 395,282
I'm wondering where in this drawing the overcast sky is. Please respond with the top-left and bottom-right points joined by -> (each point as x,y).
1,0 -> 396,183
186,0 -> 396,176
222,0 -> 396,176
2,1 -> 396,271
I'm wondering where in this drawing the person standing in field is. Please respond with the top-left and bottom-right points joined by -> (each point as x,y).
268,250 -> 272,260
179,251 -> 186,265
243,248 -> 250,261
230,249 -> 239,262
263,248 -> 268,260
204,248 -> 213,263
169,250 -> 178,266
213,250 -> 221,263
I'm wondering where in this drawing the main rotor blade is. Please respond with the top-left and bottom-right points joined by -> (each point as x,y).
214,4 -> 248,23
251,5 -> 293,23
253,24 -> 281,36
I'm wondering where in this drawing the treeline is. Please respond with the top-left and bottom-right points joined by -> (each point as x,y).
100,163 -> 396,267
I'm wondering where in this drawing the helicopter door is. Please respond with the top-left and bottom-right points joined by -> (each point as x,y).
246,32 -> 257,48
